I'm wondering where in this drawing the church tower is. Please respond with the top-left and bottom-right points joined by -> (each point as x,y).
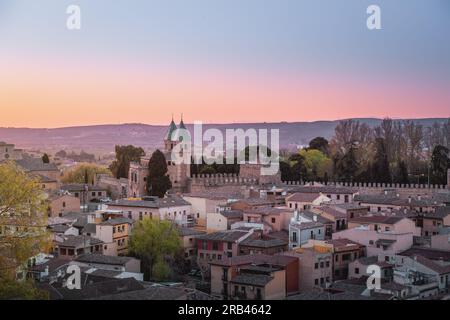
163,115 -> 191,193
164,116 -> 178,152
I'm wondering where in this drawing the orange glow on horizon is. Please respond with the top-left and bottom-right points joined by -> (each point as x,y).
1,55 -> 449,128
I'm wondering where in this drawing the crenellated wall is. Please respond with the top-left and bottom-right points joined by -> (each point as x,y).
282,180 -> 449,196
188,173 -> 259,193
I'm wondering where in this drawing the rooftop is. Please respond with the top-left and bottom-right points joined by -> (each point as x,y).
287,186 -> 357,195
239,238 -> 287,248
75,254 -> 135,266
15,158 -> 58,172
349,215 -> 406,225
61,184 -> 107,192
109,196 -> 190,208
99,217 -> 134,226
210,253 -> 297,267
399,247 -> 450,262
196,230 -> 249,242
286,192 -> 323,203
178,227 -> 206,237
56,236 -> 103,248
230,274 -> 273,287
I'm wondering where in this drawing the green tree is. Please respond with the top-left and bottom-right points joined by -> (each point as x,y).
62,163 -> 111,184
279,160 -> 292,181
308,137 -> 330,156
299,149 -> 332,181
129,219 -> 181,281
335,145 -> 359,181
147,150 -> 172,198
0,162 -> 51,299
371,138 -> 391,183
41,153 -> 50,164
430,145 -> 450,185
289,153 -> 307,181
109,145 -> 145,179
199,165 -> 216,175
394,160 -> 409,184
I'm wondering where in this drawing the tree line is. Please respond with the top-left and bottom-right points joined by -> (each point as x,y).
280,118 -> 450,185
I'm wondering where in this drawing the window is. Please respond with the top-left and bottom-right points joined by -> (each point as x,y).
212,242 -> 219,251
62,202 -> 66,208
92,192 -> 96,196
336,195 -> 340,200
344,195 -> 349,203
315,263 -> 319,269
113,227 -> 116,233
320,262 -> 324,268
292,232 -> 297,243
227,242 -> 233,250
385,227 -> 390,232
314,279 -> 319,285
139,212 -> 143,220
369,240 -> 374,245
355,268 -> 359,274
326,261 -> 330,268
335,255 -> 338,262
271,217 -> 276,223
289,203 -> 292,208
342,253 -> 351,261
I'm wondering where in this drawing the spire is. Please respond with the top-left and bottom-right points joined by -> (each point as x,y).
165,116 -> 178,141
179,113 -> 186,130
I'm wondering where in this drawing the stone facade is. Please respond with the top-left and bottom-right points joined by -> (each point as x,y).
128,118 -> 191,197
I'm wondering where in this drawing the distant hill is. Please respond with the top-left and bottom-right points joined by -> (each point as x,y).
0,118 -> 448,154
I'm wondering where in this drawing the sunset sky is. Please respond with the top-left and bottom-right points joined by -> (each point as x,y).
0,0 -> 449,128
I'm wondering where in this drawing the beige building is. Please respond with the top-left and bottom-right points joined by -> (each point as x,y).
286,193 -> 331,211
0,141 -> 23,160
207,207 -> 243,232
284,246 -> 333,292
107,196 -> 193,226
96,217 -> 133,256
178,227 -> 206,263
47,193 -> 81,217
183,193 -> 229,227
